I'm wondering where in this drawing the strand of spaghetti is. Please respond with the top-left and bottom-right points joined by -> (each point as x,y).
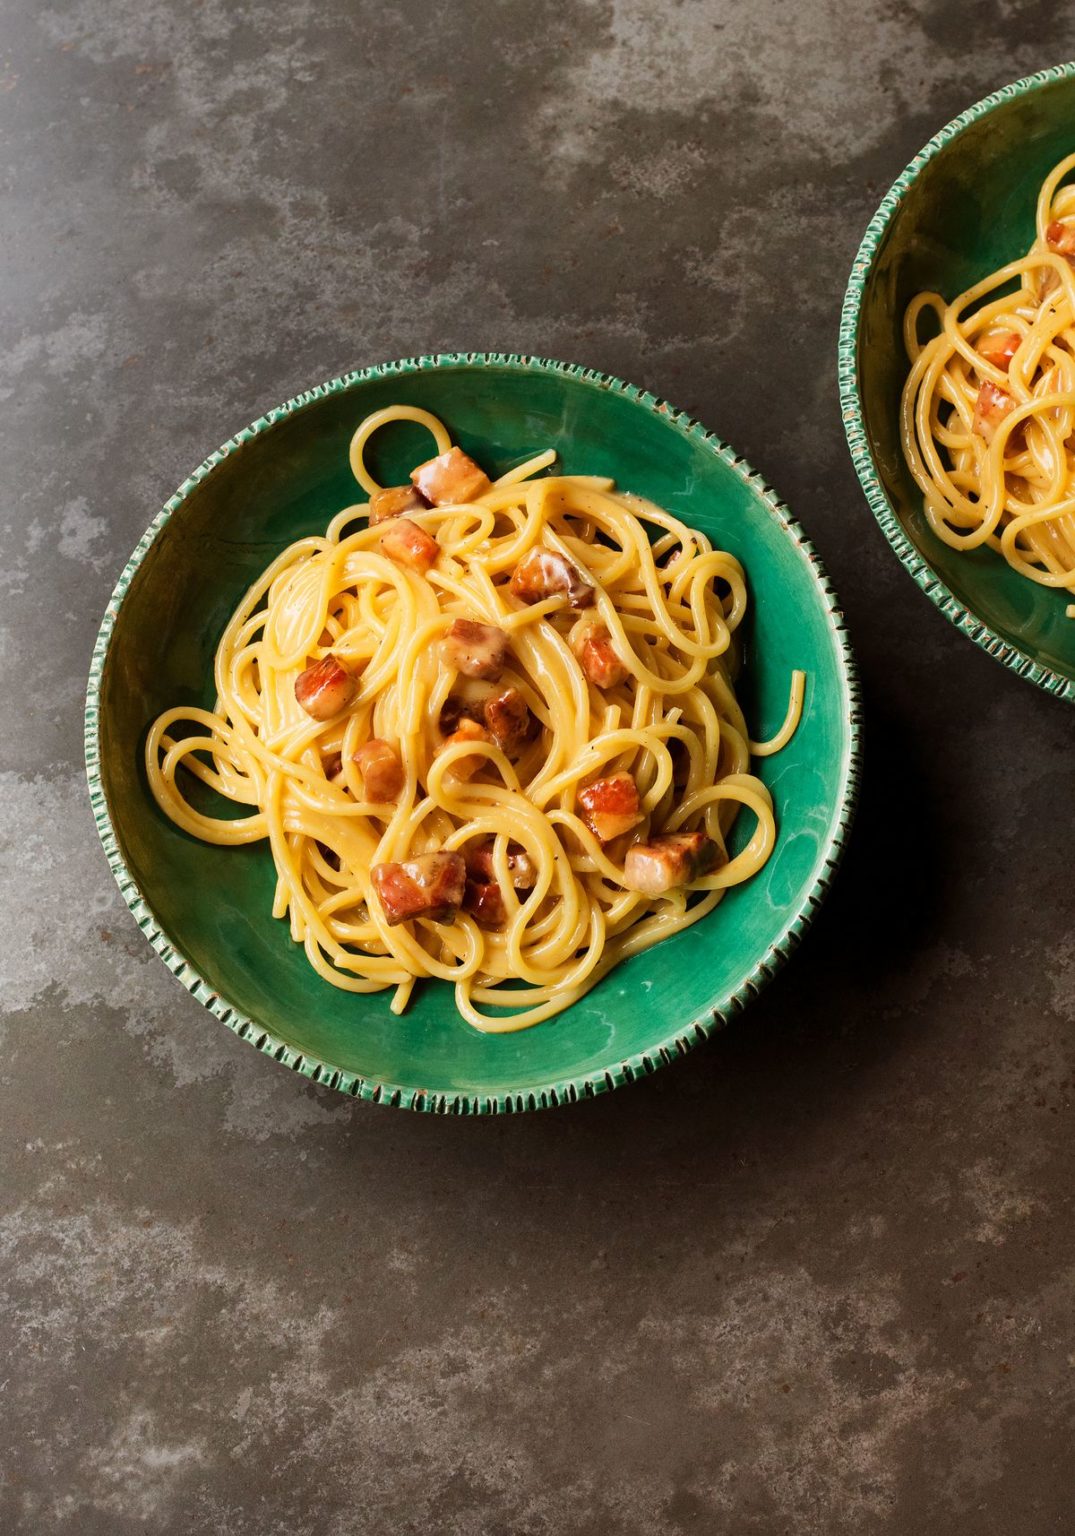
749,671 -> 807,756
349,406 -> 452,495
493,448 -> 557,487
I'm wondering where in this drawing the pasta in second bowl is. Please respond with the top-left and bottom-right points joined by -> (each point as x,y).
87,356 -> 858,1111
841,62 -> 1075,702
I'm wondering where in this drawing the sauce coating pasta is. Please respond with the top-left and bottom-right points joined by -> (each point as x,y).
146,406 -> 803,1031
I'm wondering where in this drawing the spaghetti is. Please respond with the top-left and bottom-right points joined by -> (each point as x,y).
901,153 -> 1075,615
147,406 -> 804,1032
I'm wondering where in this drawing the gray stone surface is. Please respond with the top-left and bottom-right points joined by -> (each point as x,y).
2,0 -> 1074,1530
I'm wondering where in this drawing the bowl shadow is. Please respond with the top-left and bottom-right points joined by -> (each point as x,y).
329,677 -> 939,1248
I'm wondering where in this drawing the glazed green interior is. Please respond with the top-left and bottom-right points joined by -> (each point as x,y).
854,71 -> 1075,687
96,361 -> 854,1102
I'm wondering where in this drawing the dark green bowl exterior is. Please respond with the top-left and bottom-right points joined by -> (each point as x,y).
840,63 -> 1075,704
86,355 -> 859,1113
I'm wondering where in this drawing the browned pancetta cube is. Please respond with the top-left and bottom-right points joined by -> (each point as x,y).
370,851 -> 466,925
623,831 -> 723,897
411,447 -> 491,506
577,772 -> 643,844
294,655 -> 356,720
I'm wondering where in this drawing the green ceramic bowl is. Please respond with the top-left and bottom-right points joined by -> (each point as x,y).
840,62 -> 1075,703
86,355 -> 859,1113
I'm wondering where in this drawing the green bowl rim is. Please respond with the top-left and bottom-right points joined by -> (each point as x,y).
84,352 -> 862,1114
837,60 -> 1075,706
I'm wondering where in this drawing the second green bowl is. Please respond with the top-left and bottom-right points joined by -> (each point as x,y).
840,62 -> 1075,704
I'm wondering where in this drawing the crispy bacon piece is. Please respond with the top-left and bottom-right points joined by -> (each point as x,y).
466,839 -> 536,890
1046,219 -> 1075,257
369,484 -> 427,525
437,717 -> 492,780
353,738 -> 404,801
978,331 -> 1020,371
323,752 -> 343,782
482,685 -> 536,754
574,624 -> 628,688
463,879 -> 506,929
509,547 -> 594,609
441,618 -> 509,680
371,851 -> 466,926
577,772 -> 643,844
380,517 -> 439,573
411,446 -> 491,505
294,654 -> 356,720
623,831 -> 723,897
973,380 -> 1017,444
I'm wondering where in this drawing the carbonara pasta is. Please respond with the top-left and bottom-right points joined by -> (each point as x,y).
902,153 -> 1075,617
147,405 -> 804,1032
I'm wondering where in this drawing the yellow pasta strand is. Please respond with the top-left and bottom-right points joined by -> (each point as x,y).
749,671 -> 806,757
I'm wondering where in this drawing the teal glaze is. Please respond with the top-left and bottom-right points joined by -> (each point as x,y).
840,62 -> 1075,704
85,355 -> 860,1112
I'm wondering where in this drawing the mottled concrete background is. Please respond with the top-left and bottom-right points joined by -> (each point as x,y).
2,1 -> 1074,1531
